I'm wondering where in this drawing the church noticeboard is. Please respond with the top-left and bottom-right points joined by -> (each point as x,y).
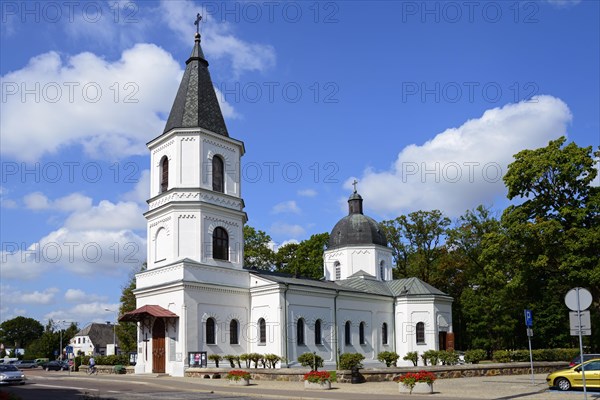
188,351 -> 207,367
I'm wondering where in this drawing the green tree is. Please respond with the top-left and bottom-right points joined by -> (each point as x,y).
381,210 -> 451,283
243,225 -> 276,269
275,233 -> 329,279
500,137 -> 600,349
116,266 -> 142,353
0,316 -> 44,349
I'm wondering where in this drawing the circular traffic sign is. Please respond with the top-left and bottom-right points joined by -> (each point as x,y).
564,287 -> 593,311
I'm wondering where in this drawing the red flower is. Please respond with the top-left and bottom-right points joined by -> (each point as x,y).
303,370 -> 332,383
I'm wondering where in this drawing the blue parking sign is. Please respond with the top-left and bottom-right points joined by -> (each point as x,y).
524,309 -> 533,327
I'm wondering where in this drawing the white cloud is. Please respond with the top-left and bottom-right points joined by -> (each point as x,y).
1,198 -> 146,280
271,200 -> 301,214
544,0 -> 581,7
0,285 -> 59,305
44,302 -> 120,325
160,0 -> 276,77
270,222 -> 305,238
298,189 -> 317,197
121,169 -> 150,204
64,289 -> 107,303
1,44 -> 182,161
24,192 -> 93,212
352,95 -> 572,218
23,192 -> 50,210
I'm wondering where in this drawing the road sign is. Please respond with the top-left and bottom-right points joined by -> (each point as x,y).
526,328 -> 533,337
570,310 -> 591,336
565,287 -> 592,311
524,309 -> 533,327
66,346 -> 73,354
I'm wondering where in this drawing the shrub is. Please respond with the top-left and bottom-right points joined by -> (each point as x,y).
248,353 -> 262,368
339,353 -> 364,370
223,355 -> 240,368
377,351 -> 400,367
225,370 -> 250,381
239,353 -> 251,368
464,349 -> 486,364
208,354 -> 222,368
403,351 -> 419,366
303,370 -> 332,383
439,350 -> 459,365
422,350 -> 439,366
264,354 -> 281,368
492,350 -> 512,363
298,352 -> 323,371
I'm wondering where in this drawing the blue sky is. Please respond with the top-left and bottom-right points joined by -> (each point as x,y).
1,0 -> 598,328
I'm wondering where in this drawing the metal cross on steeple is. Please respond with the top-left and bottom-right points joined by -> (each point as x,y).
194,13 -> 202,34
352,179 -> 358,193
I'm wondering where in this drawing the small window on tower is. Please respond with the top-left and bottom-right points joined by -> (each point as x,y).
160,156 -> 169,193
212,155 -> 224,193
213,227 -> 229,261
334,261 -> 341,280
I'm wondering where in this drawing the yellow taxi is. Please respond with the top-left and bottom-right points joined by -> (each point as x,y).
546,358 -> 600,391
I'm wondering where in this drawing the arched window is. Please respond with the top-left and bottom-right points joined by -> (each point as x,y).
359,322 -> 366,345
160,156 -> 169,193
206,318 -> 216,344
344,321 -> 351,345
213,227 -> 229,260
382,323 -> 388,345
297,318 -> 305,345
416,322 -> 425,344
334,261 -> 341,280
258,318 -> 266,344
230,319 -> 239,345
315,319 -> 322,345
212,155 -> 224,193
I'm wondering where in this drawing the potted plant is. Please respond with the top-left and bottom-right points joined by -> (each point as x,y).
225,370 -> 251,386
303,370 -> 333,390
394,371 -> 436,394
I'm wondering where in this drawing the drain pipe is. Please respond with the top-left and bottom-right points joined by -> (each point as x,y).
392,299 -> 397,355
333,289 -> 340,369
283,283 -> 289,367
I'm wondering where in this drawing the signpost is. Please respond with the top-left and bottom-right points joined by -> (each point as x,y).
565,287 -> 593,400
524,309 -> 534,385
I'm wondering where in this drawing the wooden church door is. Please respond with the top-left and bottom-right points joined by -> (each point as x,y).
152,319 -> 166,373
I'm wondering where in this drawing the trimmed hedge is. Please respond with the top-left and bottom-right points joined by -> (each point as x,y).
492,348 -> 579,363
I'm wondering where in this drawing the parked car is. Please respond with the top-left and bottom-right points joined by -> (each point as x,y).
0,364 -> 26,385
11,360 -> 38,369
41,361 -> 69,371
569,354 -> 600,367
546,358 -> 600,391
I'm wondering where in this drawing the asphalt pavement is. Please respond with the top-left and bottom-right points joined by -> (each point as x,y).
3,370 -> 600,400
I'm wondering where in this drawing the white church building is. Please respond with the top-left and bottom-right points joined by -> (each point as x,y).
121,28 -> 453,377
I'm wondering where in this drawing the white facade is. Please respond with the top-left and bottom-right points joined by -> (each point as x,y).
127,32 -> 453,377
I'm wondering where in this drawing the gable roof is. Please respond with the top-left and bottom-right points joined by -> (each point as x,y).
249,269 -> 450,299
75,323 -> 118,347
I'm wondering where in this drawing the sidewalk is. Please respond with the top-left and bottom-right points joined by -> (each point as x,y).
71,372 -> 600,400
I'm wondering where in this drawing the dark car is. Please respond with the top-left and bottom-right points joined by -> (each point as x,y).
569,354 -> 600,367
0,364 -> 26,385
41,361 -> 69,371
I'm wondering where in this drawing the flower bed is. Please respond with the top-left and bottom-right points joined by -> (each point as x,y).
303,370 -> 333,390
225,370 -> 251,382
394,371 -> 436,394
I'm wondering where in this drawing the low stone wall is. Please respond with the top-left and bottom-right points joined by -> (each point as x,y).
185,362 -> 568,383
80,365 -> 135,375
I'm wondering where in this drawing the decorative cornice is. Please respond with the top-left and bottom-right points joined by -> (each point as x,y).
152,139 -> 175,155
203,137 -> 236,153
148,189 -> 242,211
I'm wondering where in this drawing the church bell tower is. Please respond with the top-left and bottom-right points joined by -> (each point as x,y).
144,26 -> 247,271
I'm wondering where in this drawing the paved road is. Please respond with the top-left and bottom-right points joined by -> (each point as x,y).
1,369 -> 600,400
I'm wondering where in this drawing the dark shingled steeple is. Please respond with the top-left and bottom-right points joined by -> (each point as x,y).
163,32 -> 229,136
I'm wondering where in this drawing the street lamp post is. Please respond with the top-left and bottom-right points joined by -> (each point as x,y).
105,309 -> 117,355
